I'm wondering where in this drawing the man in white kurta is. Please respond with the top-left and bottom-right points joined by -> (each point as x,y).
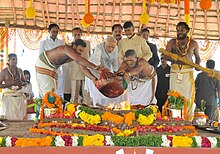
37,24 -> 65,98
85,36 -> 125,106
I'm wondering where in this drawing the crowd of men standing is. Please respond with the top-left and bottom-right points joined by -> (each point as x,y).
0,21 -> 219,121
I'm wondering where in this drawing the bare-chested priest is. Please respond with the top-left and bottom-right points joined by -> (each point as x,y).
117,49 -> 157,106
36,39 -> 101,97
164,22 -> 201,121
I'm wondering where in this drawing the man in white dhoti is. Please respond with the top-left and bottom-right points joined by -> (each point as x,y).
35,39 -> 101,98
85,36 -> 125,106
164,22 -> 201,121
117,49 -> 157,106
0,54 -> 27,120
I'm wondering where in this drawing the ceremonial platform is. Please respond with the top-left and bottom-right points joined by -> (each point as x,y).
0,120 -> 220,154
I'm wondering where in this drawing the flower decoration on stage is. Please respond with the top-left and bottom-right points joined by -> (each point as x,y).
135,106 -> 155,125
1,135 -> 220,147
82,0 -> 94,27
140,0 -> 150,24
162,90 -> 187,120
200,0 -> 212,11
40,89 -> 63,120
76,105 -> 101,125
25,0 -> 36,18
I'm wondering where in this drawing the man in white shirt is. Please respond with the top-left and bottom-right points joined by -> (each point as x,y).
85,36 -> 124,106
39,24 -> 65,55
38,24 -> 65,98
118,21 -> 152,64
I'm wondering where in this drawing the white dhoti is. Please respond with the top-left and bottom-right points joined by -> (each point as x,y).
85,77 -> 127,107
0,89 -> 26,120
35,52 -> 58,98
170,64 -> 196,121
126,74 -> 157,106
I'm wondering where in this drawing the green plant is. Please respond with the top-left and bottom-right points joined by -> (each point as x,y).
201,100 -> 206,112
168,96 -> 184,110
194,100 -> 206,113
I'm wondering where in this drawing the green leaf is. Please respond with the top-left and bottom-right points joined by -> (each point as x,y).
191,137 -> 198,148
111,136 -> 127,146
78,136 -> 83,146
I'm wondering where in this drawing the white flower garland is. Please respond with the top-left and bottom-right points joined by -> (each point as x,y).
161,135 -> 171,147
55,136 -> 65,147
71,136 -> 79,146
194,136 -> 202,147
105,136 -> 114,146
207,137 -> 217,148
5,136 -> 12,147
75,105 -> 82,118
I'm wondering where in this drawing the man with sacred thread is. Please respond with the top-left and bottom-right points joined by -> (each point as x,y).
117,49 -> 157,106
35,39 -> 102,98
163,22 -> 201,121
0,53 -> 27,120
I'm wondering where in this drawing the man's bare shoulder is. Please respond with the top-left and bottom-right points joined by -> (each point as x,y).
190,39 -> 198,45
0,68 -> 7,73
168,38 -> 176,43
18,68 -> 23,73
139,57 -> 148,64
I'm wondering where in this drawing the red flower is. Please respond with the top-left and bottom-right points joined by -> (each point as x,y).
201,137 -> 211,148
167,136 -> 173,147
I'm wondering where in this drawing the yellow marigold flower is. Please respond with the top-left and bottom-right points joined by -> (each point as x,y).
172,136 -> 193,147
123,129 -> 134,136
83,135 -> 104,146
66,103 -> 75,112
64,112 -> 70,116
79,111 -> 101,125
150,105 -> 158,113
163,116 -> 168,120
117,132 -> 124,136
156,125 -> 163,129
0,137 -> 3,144
137,114 -> 155,125
72,123 -> 79,127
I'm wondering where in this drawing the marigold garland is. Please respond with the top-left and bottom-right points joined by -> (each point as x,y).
102,112 -> 124,125
137,114 -> 155,126
112,127 -> 137,137
40,91 -> 63,120
124,112 -> 135,126
2,134 -> 220,148
83,134 -> 104,146
176,37 -> 190,56
162,90 -> 187,120
194,113 -> 209,119
15,136 -> 52,147
78,111 -> 101,125
172,136 -> 193,147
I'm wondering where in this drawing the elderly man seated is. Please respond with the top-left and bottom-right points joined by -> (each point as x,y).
117,49 -> 157,106
85,36 -> 126,106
